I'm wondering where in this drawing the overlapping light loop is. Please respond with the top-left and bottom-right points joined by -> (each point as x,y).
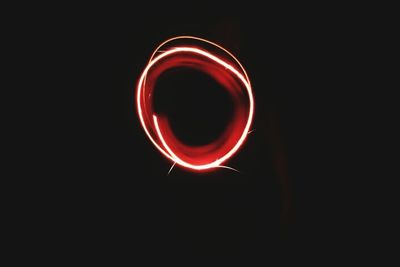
136,36 -> 254,172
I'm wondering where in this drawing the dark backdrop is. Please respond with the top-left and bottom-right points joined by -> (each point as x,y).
40,4 -> 361,263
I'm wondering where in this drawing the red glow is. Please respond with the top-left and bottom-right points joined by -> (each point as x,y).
136,36 -> 254,172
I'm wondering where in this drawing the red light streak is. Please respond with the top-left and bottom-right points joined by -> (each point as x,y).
136,36 -> 254,172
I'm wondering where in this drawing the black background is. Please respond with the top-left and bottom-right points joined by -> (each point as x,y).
28,3 -> 369,263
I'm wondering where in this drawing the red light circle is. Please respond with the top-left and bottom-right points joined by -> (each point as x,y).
136,36 -> 254,172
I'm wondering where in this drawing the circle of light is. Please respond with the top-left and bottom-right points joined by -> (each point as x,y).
136,36 -> 254,171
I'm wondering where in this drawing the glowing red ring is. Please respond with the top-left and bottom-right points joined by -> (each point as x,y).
136,36 -> 254,171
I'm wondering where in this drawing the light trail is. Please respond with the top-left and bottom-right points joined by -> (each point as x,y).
136,36 -> 254,172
